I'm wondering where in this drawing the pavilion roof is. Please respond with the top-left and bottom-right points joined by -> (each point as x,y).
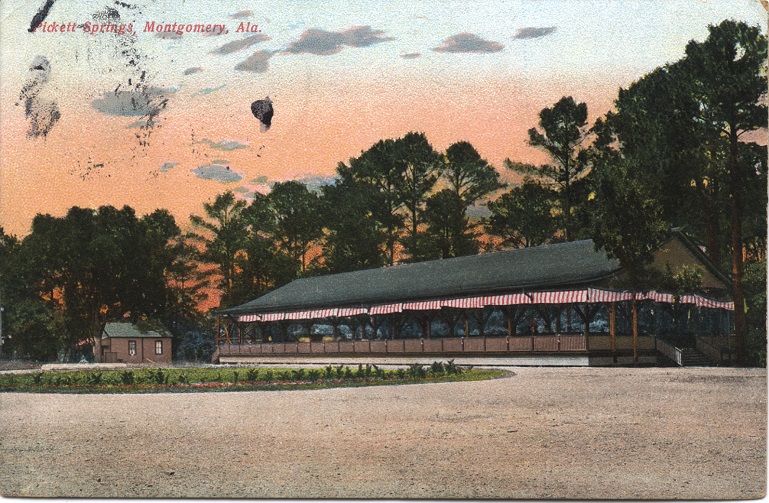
222,239 -> 622,315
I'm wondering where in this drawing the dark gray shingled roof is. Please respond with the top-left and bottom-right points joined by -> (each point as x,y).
102,322 -> 172,339
222,239 -> 622,315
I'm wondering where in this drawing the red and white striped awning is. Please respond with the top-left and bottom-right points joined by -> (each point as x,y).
698,298 -> 734,310
337,307 -> 368,317
260,312 -> 286,322
680,295 -> 734,310
369,303 -> 403,315
531,290 -> 589,304
308,308 -> 339,318
283,308 -> 338,320
481,293 -> 532,306
441,297 -> 485,308
587,288 -> 634,302
234,288 -> 733,322
403,300 -> 442,310
636,291 -> 675,303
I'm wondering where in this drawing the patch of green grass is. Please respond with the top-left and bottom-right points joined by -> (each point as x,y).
0,364 -> 507,394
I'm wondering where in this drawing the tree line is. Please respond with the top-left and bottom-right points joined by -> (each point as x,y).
0,20 -> 765,364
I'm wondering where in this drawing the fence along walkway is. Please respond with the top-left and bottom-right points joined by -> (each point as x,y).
216,334 -> 587,357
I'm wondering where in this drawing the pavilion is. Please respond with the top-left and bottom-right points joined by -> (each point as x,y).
214,232 -> 734,366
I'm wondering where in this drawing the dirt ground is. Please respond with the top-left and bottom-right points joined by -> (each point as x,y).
0,366 -> 765,499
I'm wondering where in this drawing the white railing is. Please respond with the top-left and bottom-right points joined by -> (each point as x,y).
655,338 -> 683,366
217,335 -> 588,356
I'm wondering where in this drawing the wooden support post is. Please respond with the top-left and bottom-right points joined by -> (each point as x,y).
464,315 -> 470,338
583,302 -> 590,351
610,303 -> 617,365
215,316 -> 220,345
441,310 -> 451,337
506,308 -> 513,337
555,305 -> 562,335
632,296 -> 639,367
477,309 -> 485,338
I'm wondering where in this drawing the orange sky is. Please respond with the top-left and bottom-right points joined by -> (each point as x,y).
1,0 -> 765,236
0,71 -> 620,236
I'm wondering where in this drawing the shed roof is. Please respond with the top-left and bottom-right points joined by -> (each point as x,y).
222,239 -> 622,315
102,322 -> 171,339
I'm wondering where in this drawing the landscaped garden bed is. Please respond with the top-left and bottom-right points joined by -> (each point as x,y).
0,361 -> 506,393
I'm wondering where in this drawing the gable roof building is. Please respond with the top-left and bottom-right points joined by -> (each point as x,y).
215,232 -> 734,367
95,321 -> 173,364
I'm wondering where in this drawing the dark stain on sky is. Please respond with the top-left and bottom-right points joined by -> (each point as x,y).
28,0 -> 58,32
251,97 -> 274,132
17,56 -> 61,138
114,1 -> 138,9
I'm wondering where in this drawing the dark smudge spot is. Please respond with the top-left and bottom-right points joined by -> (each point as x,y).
18,55 -> 60,138
251,97 -> 273,132
29,0 -> 58,32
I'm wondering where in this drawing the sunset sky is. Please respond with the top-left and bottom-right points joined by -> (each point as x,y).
0,0 -> 765,236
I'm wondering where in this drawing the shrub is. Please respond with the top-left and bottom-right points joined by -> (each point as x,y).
408,364 -> 426,379
431,361 -> 445,375
232,371 -> 239,383
307,369 -> 320,381
445,359 -> 461,375
176,372 -> 189,384
120,370 -> 135,385
335,365 -> 345,379
291,368 -> 306,381
147,368 -> 168,385
264,370 -> 274,382
245,368 -> 260,382
324,365 -> 334,379
32,372 -> 44,385
86,372 -> 103,385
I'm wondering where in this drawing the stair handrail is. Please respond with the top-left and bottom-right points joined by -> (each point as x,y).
656,337 -> 683,366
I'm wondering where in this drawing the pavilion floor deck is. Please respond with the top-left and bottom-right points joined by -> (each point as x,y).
213,334 -> 694,366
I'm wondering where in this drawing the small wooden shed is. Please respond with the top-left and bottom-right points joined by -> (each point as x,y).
94,322 -> 173,364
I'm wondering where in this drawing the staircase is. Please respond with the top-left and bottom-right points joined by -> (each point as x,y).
679,347 -> 714,367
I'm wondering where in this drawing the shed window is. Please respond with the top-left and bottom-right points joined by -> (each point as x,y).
128,340 -> 137,356
155,340 -> 163,355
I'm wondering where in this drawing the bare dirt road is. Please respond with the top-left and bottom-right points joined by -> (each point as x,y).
0,366 -> 765,499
